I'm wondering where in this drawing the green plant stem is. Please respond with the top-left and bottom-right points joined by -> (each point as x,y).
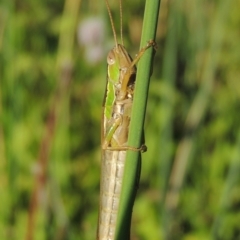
115,0 -> 161,239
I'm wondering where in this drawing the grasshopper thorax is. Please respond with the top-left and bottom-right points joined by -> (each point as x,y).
107,44 -> 137,101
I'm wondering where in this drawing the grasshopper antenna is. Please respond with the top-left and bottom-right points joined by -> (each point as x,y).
119,0 -> 124,45
105,0 -> 118,50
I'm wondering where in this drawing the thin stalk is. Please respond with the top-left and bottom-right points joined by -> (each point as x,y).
25,0 -> 81,239
115,0 -> 161,239
163,0 -> 233,238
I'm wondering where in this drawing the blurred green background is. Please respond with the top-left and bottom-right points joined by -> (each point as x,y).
1,0 -> 240,239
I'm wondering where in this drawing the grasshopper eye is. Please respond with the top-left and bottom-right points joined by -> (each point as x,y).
107,51 -> 115,65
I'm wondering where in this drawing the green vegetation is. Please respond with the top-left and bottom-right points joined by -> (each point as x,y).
116,0 -> 160,239
1,0 -> 240,239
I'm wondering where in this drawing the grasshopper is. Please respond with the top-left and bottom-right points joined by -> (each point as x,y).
97,0 -> 156,239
